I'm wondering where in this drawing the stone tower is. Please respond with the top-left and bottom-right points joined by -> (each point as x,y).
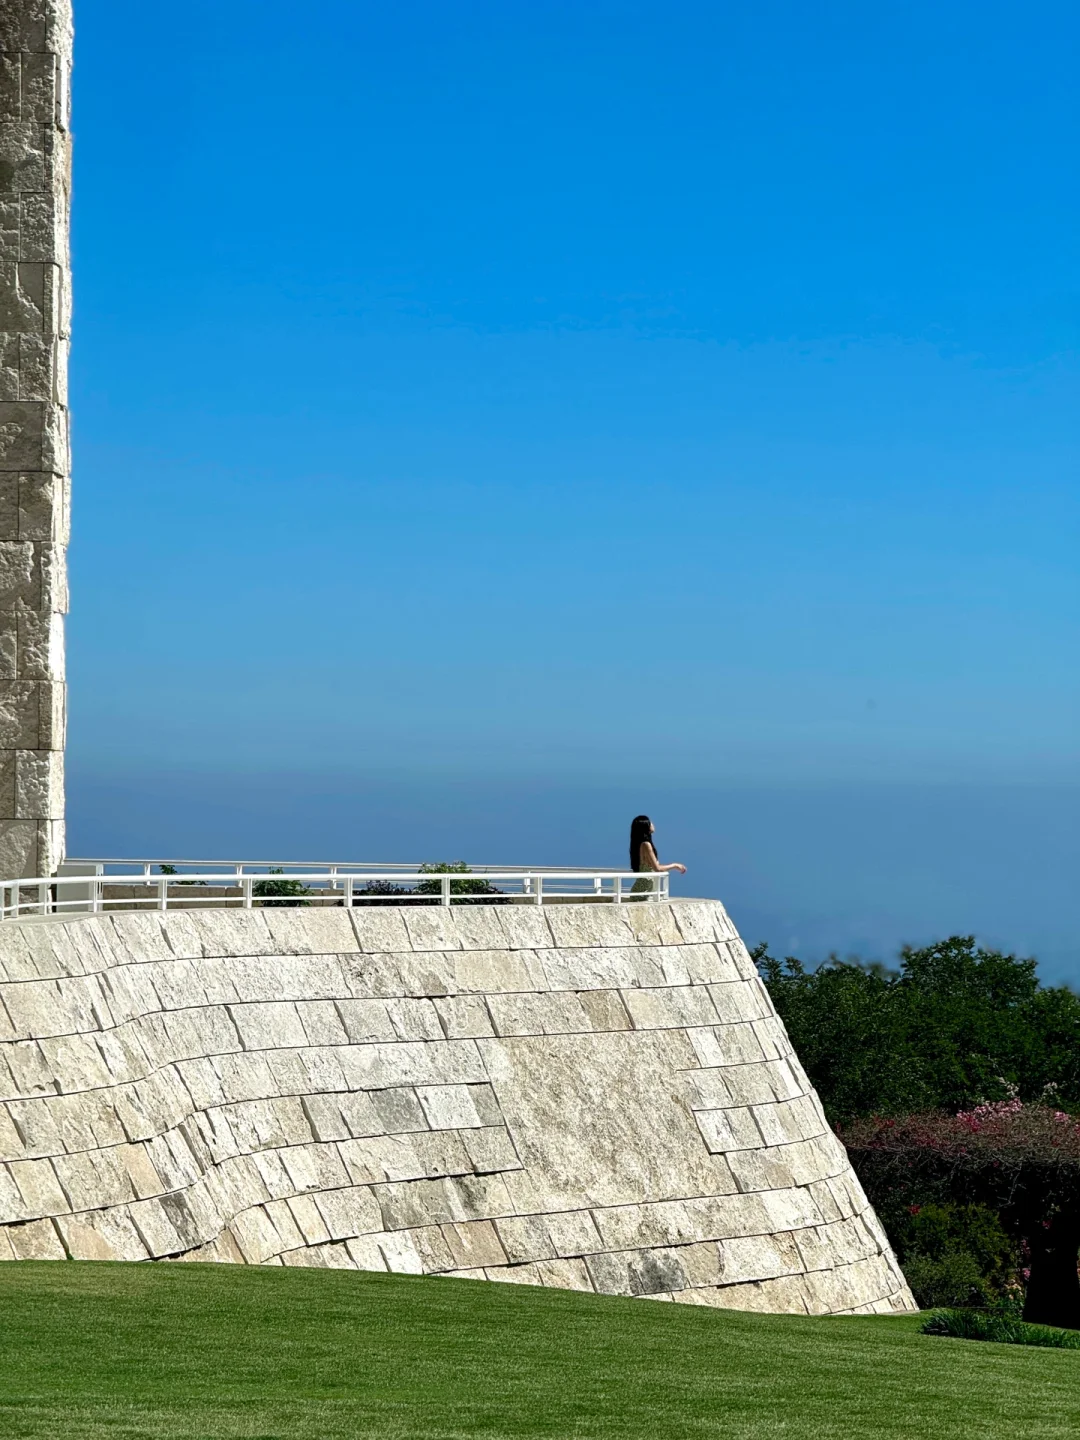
0,0 -> 71,878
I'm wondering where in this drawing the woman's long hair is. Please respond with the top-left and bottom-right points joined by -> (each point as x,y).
629,815 -> 655,871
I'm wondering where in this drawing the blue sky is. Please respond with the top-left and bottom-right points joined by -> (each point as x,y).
67,2 -> 1079,975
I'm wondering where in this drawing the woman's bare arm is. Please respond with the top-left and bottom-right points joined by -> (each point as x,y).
641,842 -> 687,875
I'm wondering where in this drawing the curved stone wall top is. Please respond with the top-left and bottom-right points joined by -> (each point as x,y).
0,899 -> 915,1315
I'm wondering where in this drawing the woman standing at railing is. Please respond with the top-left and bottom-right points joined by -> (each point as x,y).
629,815 -> 686,896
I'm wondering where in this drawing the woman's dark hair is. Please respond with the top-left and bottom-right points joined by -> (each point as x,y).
630,815 -> 655,871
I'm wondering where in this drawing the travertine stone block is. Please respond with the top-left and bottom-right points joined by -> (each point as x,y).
0,901 -> 915,1316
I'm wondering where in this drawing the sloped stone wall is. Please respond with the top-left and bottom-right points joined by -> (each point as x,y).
0,899 -> 915,1314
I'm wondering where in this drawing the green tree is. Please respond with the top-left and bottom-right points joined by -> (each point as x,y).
755,936 -> 1080,1125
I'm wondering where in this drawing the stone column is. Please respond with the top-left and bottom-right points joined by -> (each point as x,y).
0,0 -> 70,878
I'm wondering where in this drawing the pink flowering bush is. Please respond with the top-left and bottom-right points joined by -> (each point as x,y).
842,1103 -> 1080,1328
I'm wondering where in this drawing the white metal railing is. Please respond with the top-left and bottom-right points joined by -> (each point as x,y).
0,860 -> 669,920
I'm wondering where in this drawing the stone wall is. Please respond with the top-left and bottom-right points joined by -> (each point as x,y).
0,900 -> 916,1314
0,0 -> 71,878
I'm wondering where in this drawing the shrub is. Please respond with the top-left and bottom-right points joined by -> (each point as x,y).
415,862 -> 506,906
922,1308 -> 1080,1349
843,1103 -> 1080,1328
253,869 -> 311,908
351,880 -> 424,908
888,1202 -> 1018,1308
903,1252 -> 994,1310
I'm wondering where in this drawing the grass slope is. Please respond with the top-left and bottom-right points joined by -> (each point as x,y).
0,1263 -> 1078,1439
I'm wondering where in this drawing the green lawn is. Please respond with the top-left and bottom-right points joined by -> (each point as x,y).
0,1263 -> 1077,1439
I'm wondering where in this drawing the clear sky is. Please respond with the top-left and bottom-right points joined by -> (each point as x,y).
67,2 -> 1079,975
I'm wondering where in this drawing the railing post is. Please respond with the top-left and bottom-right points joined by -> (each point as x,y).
157,876 -> 168,911
242,878 -> 253,909
533,875 -> 543,907
440,874 -> 451,907
614,876 -> 622,904
344,877 -> 354,910
594,875 -> 602,894
92,875 -> 102,915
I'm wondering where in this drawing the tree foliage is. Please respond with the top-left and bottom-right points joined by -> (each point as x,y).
755,936 -> 1080,1125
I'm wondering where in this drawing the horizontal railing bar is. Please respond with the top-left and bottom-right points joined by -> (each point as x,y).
2,862 -> 669,921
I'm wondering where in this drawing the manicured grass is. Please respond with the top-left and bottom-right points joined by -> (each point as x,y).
1,1263 -> 1078,1438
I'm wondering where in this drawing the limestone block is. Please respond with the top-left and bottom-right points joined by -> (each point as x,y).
538,945 -> 667,992
385,997 -> 444,1041
454,949 -> 545,995
7,1215 -> 64,1258
708,980 -> 772,1024
433,994 -> 494,1039
540,1208 -> 605,1257
314,1184 -> 382,1242
726,1140 -> 838,1196
348,908 -> 413,955
367,1085 -> 427,1134
52,1090 -> 127,1151
442,1219 -> 507,1270
375,1176 -> 457,1231
377,1229 -> 424,1273
536,1256 -> 592,1290
0,1095 -> 23,1153
408,1223 -> 456,1271
228,1001 -> 307,1052
401,908 -> 464,953
1,1036 -> 53,1094
334,998 -> 396,1043
695,1106 -> 765,1154
416,1082 -> 496,1131
147,959 -> 209,1012
483,1262 -> 544,1286
295,1000 -> 348,1046
462,1126 -> 520,1174
619,902 -> 683,948
286,1192 -> 331,1246
57,1208 -> 149,1261
342,1039 -> 488,1091
572,988 -> 629,1031
278,1142 -> 350,1196
486,989 -> 591,1037
491,907 -> 552,952
622,985 -> 719,1031
263,1197 -> 306,1252
688,1023 -> 766,1069
229,1204 -> 286,1264
37,1032 -> 112,1090
671,903 -> 727,946
692,1057 -> 804,1109
544,906 -> 636,951
344,1234 -> 388,1270
267,1046 -> 347,1099
338,1133 -> 457,1186
439,906 -> 508,952
494,1213 -> 556,1264
8,1152 -> 64,1214
53,1145 -> 137,1212
260,908 -> 358,957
